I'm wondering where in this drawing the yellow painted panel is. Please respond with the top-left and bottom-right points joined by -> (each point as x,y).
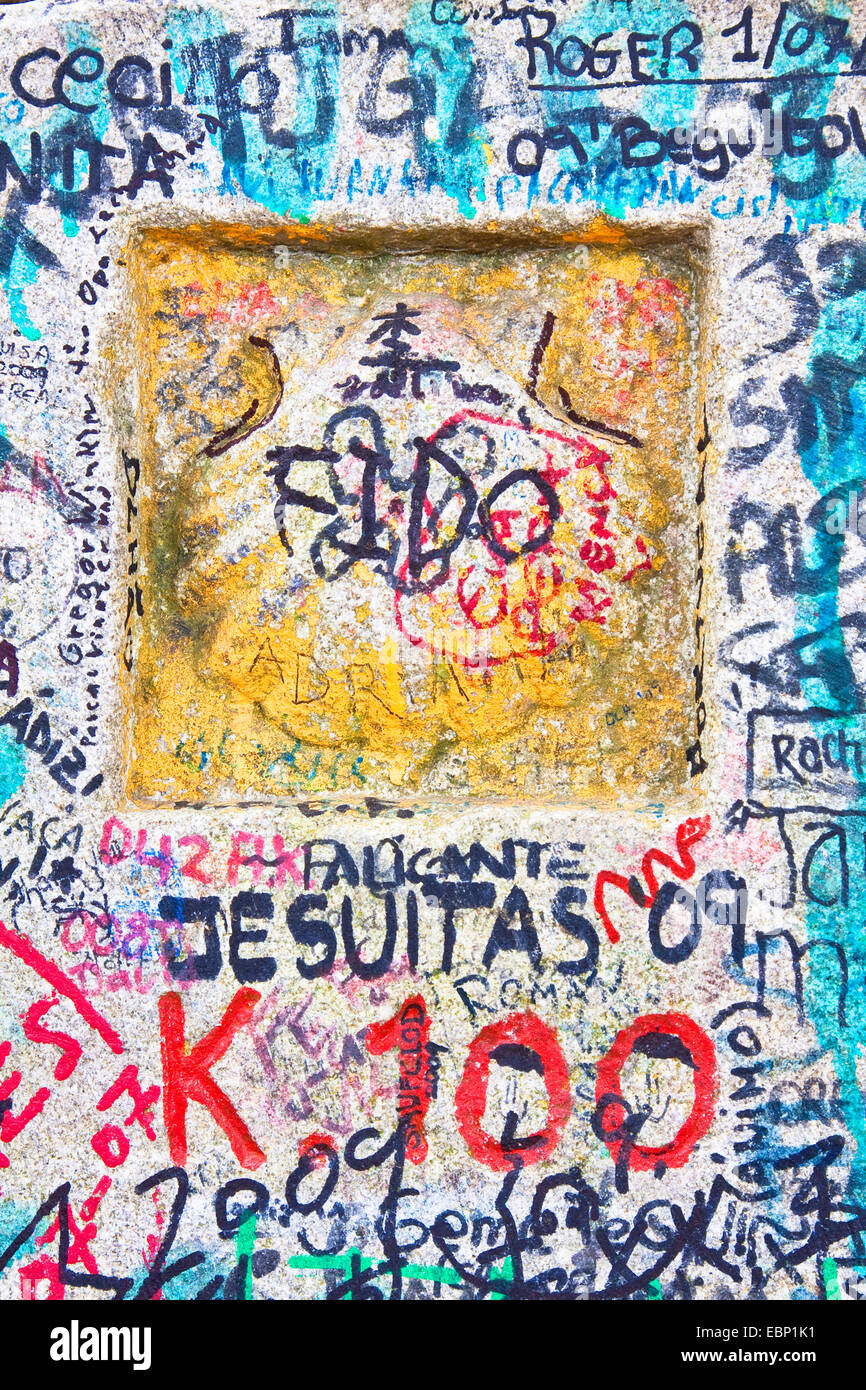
123,232 -> 700,804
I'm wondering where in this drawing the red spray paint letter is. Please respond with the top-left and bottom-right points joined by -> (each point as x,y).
158,989 -> 265,1170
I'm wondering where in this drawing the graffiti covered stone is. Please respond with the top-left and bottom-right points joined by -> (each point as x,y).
0,0 -> 862,1317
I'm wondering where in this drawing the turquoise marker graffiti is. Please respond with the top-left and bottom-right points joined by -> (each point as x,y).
0,1197 -> 41,1289
1,244 -> 41,341
802,858 -> 866,1212
530,0 -> 702,219
0,726 -> 25,807
285,1248 -> 513,1298
165,4 -> 340,223
755,1 -> 866,230
404,3 -> 488,219
0,18 -> 113,336
791,229 -> 866,1216
0,120 -> 46,339
234,1209 -> 256,1300
286,1246 -> 383,1299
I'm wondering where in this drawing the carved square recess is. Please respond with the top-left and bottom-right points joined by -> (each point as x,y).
121,229 -> 702,806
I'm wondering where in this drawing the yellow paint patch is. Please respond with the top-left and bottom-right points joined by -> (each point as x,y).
120,230 -> 701,805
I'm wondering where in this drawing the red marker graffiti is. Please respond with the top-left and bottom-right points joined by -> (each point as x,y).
593,815 -> 711,944
595,1012 -> 716,1173
0,920 -> 123,1054
159,988 -> 265,1171
366,995 -> 435,1164
454,1011 -> 571,1172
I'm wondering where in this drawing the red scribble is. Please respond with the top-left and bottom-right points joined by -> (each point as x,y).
454,1011 -> 571,1172
59,909 -> 112,957
142,1189 -> 165,1300
99,815 -> 143,864
177,833 -> 212,884
159,988 -> 266,1171
298,1131 -> 336,1168
270,834 -> 304,887
21,998 -> 82,1080
227,831 -> 262,886
91,1065 -> 160,1169
0,919 -> 124,1054
585,274 -> 687,384
0,1046 -> 50,1146
393,408 -> 651,667
19,1253 -> 63,1300
91,1123 -> 129,1167
594,815 -> 711,944
97,1064 -> 160,1141
569,577 -> 612,624
456,565 -> 508,629
366,995 -> 434,1164
579,538 -> 616,572
182,278 -> 280,325
21,1176 -> 113,1297
619,535 -> 654,584
595,1012 -> 716,1171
